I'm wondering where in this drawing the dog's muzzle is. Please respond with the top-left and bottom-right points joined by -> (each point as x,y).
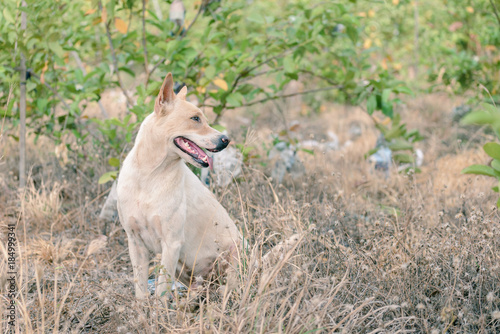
210,135 -> 230,152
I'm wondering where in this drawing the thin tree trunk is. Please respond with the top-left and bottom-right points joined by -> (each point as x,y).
19,0 -> 27,188
142,0 -> 149,87
413,0 -> 419,78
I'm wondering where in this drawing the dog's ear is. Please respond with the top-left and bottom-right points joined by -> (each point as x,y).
155,73 -> 175,114
177,86 -> 187,101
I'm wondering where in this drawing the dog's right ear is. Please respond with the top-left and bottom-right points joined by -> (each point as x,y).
154,73 -> 175,114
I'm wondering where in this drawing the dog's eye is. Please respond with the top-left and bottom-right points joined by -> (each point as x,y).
191,116 -> 200,122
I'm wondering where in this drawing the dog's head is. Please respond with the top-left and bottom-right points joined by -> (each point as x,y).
153,73 -> 229,169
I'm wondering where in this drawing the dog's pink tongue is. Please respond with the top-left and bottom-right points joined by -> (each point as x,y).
208,155 -> 213,171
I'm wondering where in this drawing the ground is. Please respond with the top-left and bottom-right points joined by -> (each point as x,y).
0,92 -> 499,333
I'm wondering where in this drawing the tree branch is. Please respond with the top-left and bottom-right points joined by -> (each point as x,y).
181,2 -> 204,38
19,0 -> 27,188
490,0 -> 500,26
142,0 -> 149,87
298,69 -> 341,86
98,0 -> 133,109
147,1 -> 205,83
210,85 -> 343,124
237,86 -> 343,108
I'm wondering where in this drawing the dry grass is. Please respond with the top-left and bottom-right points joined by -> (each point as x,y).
0,94 -> 499,333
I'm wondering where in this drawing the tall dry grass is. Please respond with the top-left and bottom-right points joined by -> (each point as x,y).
0,94 -> 499,333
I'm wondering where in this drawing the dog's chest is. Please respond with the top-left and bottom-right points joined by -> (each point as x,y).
129,191 -> 188,253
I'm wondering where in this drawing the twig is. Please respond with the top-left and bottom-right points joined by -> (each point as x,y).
210,85 -> 343,124
238,86 -> 343,107
19,0 -> 27,189
298,69 -> 341,86
181,1 -> 204,38
209,42 -> 310,123
146,1 -> 205,83
142,0 -> 149,86
490,0 -> 500,26
413,0 -> 419,77
98,0 -> 133,109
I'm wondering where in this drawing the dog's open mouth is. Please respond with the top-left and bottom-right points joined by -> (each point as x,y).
174,137 -> 213,169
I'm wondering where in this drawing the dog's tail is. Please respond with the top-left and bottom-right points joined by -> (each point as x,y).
99,181 -> 118,222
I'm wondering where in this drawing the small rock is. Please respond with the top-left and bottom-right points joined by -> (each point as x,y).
269,143 -> 305,183
369,146 -> 393,172
147,279 -> 187,295
452,104 -> 472,122
201,146 -> 243,187
348,122 -> 363,140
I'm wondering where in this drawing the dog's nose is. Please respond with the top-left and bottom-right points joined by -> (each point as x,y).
214,135 -> 230,151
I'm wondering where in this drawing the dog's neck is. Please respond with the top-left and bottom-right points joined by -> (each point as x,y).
133,114 -> 183,177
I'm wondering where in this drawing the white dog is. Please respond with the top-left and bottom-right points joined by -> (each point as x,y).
117,73 -> 240,298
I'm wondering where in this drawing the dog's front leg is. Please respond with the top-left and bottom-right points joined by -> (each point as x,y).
127,235 -> 150,299
155,211 -> 185,298
156,238 -> 183,299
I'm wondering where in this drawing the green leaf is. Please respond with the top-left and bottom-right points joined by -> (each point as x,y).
212,124 -> 226,132
461,164 -> 496,177
98,171 -> 118,184
393,85 -> 413,95
205,65 -> 216,80
388,139 -> 413,151
48,42 -> 64,58
492,186 -> 499,193
247,12 -> 265,25
283,56 -> 295,74
478,102 -> 499,114
381,102 -> 393,118
119,66 -> 135,77
346,25 -> 357,43
393,153 -> 414,164
461,111 -> 498,125
300,148 -> 314,155
226,92 -> 244,107
108,157 -> 120,167
382,89 -> 391,105
366,95 -> 376,115
492,159 -> 500,172
3,8 -> 14,24
497,196 -> 500,208
483,142 -> 500,160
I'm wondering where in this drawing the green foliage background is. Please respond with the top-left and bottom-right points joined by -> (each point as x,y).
1,0 -> 499,179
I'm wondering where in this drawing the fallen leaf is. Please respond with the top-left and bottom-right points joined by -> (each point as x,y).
84,8 -> 96,15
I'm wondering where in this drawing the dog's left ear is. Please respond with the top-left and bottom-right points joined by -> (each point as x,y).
177,86 -> 187,101
155,73 -> 175,114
